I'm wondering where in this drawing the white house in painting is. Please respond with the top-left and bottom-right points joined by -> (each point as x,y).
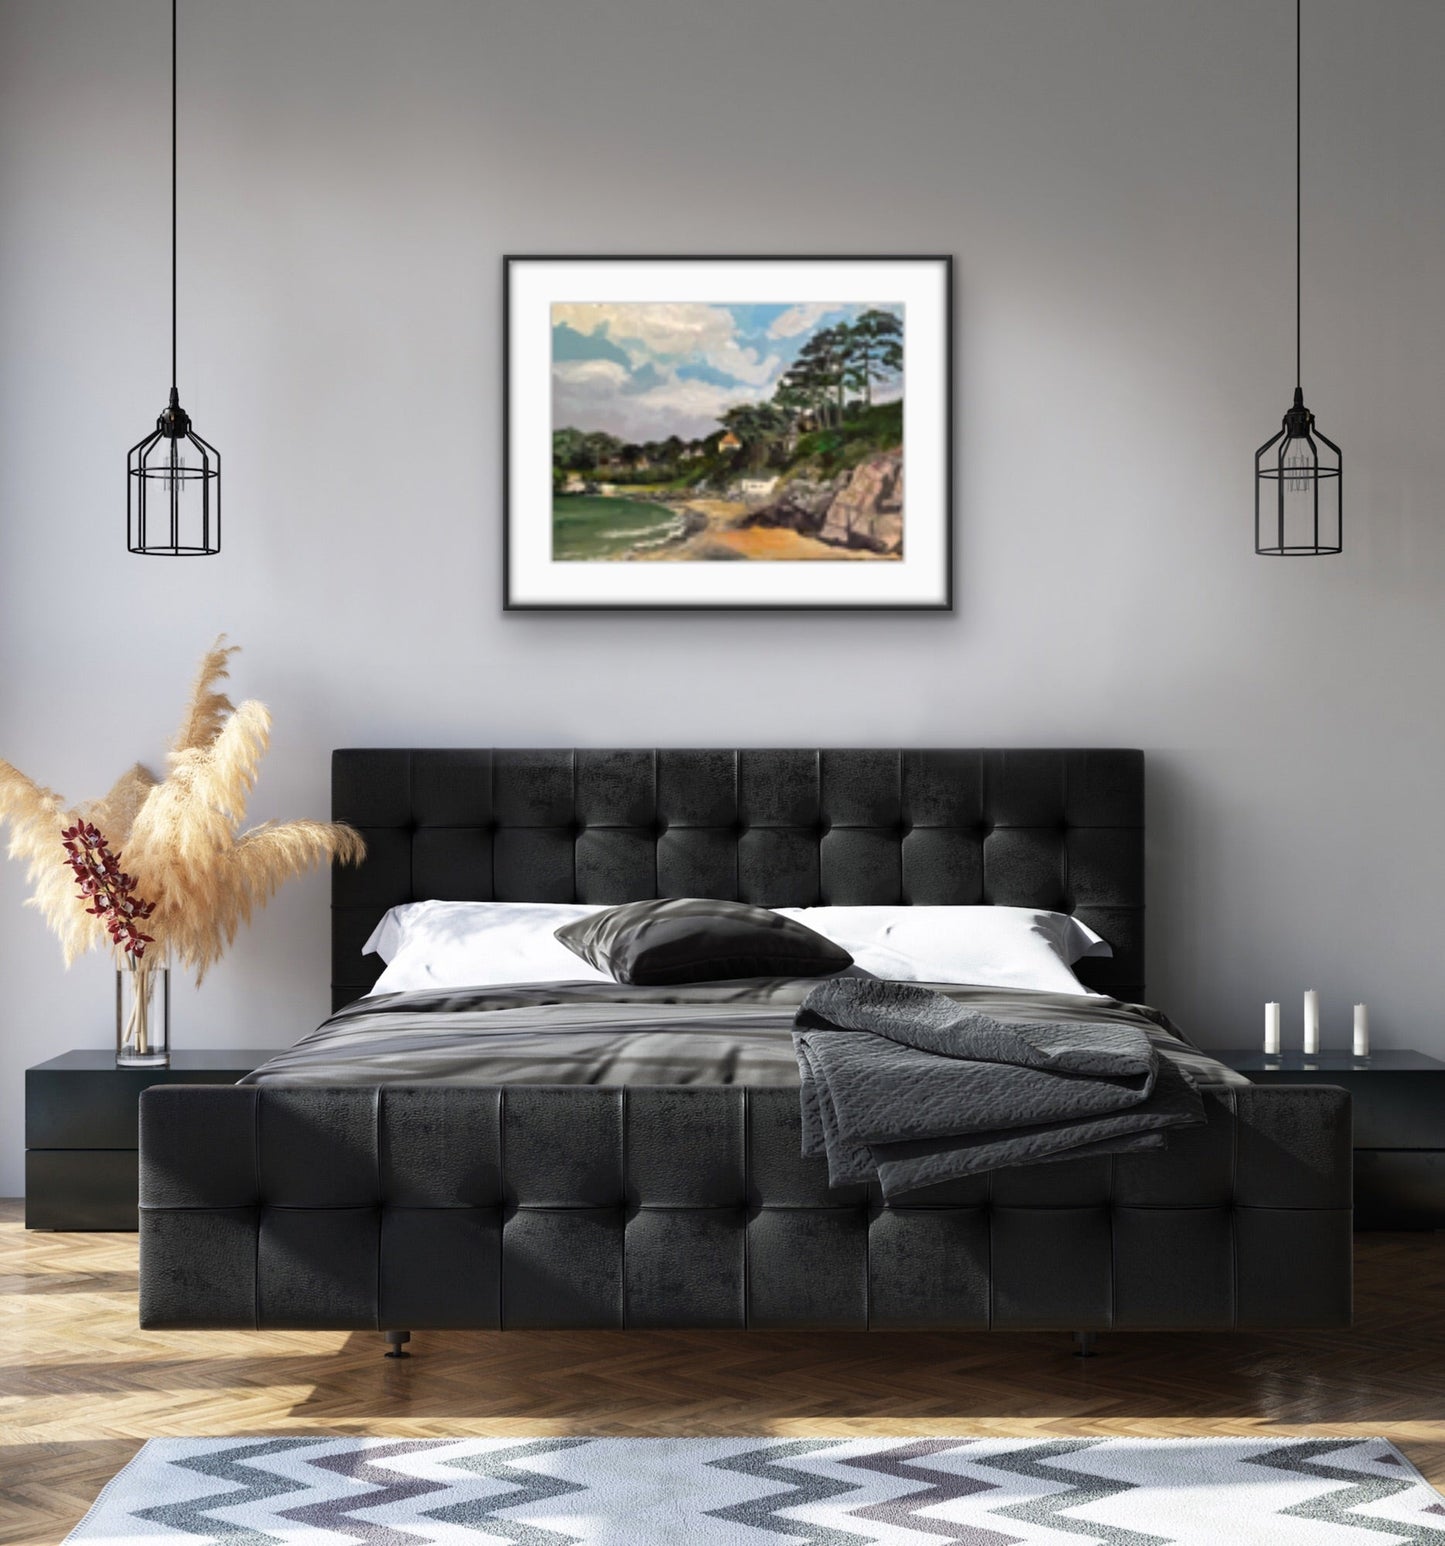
738,476 -> 779,502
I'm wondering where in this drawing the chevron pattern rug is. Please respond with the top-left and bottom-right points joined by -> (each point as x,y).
66,1435 -> 1445,1544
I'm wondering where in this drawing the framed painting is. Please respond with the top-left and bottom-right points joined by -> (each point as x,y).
503,255 -> 953,610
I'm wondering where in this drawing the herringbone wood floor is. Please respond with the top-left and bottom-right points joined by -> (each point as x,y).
3,1201 -> 1444,1545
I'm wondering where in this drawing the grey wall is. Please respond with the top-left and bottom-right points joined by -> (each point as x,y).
1,0 -> 1442,1197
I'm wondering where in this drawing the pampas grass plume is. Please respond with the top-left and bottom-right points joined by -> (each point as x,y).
0,637 -> 364,979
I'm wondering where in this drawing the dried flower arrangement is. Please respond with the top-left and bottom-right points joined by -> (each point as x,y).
0,638 -> 365,1056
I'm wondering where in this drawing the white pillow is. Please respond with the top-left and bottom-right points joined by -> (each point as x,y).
774,905 -> 1110,995
363,900 -> 615,994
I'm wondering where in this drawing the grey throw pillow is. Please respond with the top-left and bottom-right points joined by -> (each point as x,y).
554,897 -> 853,986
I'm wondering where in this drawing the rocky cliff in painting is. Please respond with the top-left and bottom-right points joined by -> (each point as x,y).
746,453 -> 904,555
820,454 -> 903,553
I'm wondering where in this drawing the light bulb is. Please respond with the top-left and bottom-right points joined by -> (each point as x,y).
1284,443 -> 1312,494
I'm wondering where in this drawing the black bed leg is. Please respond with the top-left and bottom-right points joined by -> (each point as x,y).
1073,1331 -> 1096,1358
384,1330 -> 412,1359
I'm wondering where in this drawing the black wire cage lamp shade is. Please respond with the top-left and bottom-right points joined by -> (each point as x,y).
1254,0 -> 1340,557
127,0 -> 221,556
128,389 -> 220,556
1255,387 -> 1341,556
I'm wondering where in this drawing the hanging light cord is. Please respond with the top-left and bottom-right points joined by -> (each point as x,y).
170,0 -> 178,394
1298,0 -> 1310,392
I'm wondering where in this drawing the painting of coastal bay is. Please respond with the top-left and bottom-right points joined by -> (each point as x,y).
504,256 -> 952,610
551,302 -> 905,563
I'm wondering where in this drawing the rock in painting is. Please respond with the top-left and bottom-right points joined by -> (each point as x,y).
745,475 -> 848,537
819,454 -> 904,554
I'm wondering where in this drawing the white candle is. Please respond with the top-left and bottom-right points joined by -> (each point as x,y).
1303,989 -> 1320,1054
1264,1002 -> 1281,1055
1353,1003 -> 1369,1057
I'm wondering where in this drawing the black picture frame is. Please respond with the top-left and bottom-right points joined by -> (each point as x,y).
503,254 -> 954,612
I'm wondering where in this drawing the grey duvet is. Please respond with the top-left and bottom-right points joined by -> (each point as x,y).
242,978 -> 1243,1098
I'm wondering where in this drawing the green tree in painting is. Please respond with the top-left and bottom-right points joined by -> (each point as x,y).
718,402 -> 794,469
772,378 -> 811,432
553,427 -> 627,473
552,427 -> 593,471
797,326 -> 852,427
777,317 -> 902,429
847,309 -> 903,407
780,331 -> 843,430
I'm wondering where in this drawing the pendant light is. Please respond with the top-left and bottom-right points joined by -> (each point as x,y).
127,0 -> 221,556
1254,0 -> 1341,557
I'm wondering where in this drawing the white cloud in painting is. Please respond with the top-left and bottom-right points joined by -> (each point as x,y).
554,301 -> 783,392
552,303 -> 735,361
637,374 -> 768,424
708,339 -> 782,387
551,358 -> 631,393
767,302 -> 837,339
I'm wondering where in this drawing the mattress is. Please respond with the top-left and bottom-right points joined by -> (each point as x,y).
239,980 -> 1248,1091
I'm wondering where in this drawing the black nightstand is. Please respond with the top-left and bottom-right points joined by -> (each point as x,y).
1216,1048 -> 1445,1229
25,1049 -> 279,1230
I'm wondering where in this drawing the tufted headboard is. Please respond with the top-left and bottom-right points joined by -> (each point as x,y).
331,748 -> 1144,1012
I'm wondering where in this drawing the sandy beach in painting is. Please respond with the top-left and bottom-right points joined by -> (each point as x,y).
627,498 -> 894,562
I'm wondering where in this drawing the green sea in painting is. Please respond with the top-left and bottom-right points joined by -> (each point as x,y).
552,494 -> 691,561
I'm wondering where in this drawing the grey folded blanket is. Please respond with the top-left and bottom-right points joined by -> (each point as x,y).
793,979 -> 1206,1197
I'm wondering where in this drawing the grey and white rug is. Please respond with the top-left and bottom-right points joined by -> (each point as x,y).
67,1435 -> 1445,1544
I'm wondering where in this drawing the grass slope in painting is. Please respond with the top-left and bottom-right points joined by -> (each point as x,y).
552,302 -> 903,561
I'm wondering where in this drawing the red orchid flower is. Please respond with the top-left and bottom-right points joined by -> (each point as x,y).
61,823 -> 157,959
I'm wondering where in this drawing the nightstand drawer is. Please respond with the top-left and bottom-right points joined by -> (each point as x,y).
1355,1151 -> 1445,1229
28,1068 -> 164,1148
1333,1075 -> 1445,1150
26,1150 -> 139,1230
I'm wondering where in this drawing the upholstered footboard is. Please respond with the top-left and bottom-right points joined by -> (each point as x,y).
139,1081 -> 1351,1334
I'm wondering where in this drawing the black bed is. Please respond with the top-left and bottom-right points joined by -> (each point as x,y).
138,748 -> 1351,1341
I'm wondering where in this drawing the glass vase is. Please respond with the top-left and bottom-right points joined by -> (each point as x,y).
116,956 -> 170,1068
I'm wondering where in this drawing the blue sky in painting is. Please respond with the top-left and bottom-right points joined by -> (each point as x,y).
550,300 -> 901,441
